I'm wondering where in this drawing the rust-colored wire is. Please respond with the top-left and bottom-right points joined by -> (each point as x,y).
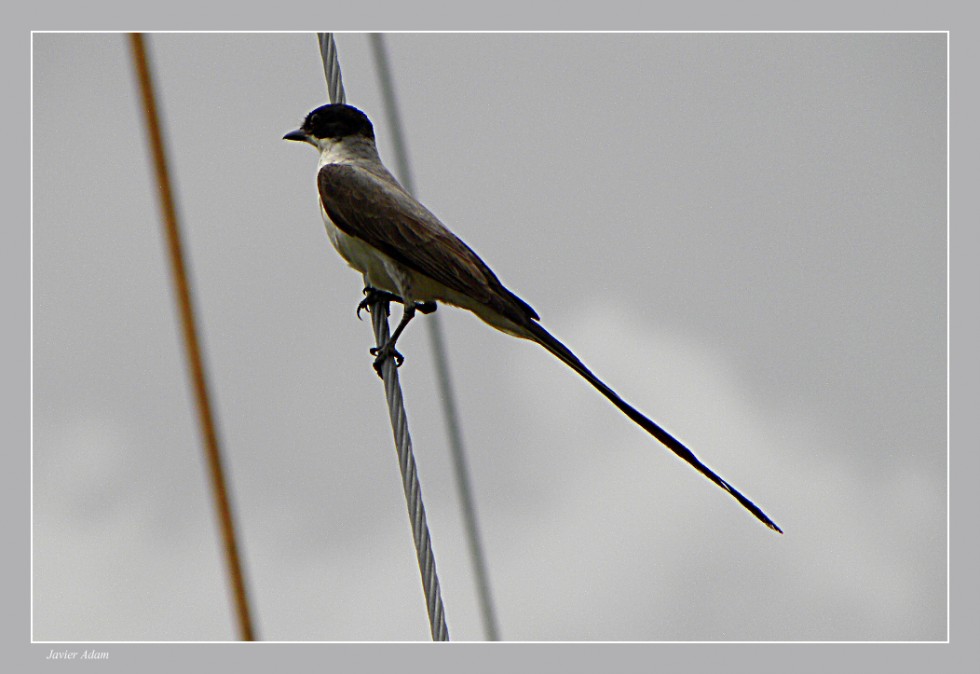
128,33 -> 256,641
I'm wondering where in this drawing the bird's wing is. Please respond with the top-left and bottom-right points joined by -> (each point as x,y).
318,163 -> 538,323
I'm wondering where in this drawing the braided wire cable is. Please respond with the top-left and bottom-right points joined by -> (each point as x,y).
370,301 -> 449,641
317,33 -> 346,105
369,33 -> 500,641
316,32 -> 449,642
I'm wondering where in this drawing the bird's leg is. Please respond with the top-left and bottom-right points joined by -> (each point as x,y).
371,303 -> 417,376
357,287 -> 437,319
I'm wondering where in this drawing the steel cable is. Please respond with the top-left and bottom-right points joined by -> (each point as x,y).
317,32 -> 449,641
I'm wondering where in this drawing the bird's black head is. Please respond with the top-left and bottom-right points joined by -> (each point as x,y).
287,103 -> 375,143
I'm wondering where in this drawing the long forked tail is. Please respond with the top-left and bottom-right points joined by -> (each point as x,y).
526,322 -> 782,533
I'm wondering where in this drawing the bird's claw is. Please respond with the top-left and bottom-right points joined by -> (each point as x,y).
371,342 -> 405,377
357,288 -> 437,320
357,287 -> 401,320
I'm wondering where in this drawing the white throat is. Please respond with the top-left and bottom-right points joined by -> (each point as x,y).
316,136 -> 381,170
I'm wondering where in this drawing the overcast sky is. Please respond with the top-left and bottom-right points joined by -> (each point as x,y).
32,32 -> 946,642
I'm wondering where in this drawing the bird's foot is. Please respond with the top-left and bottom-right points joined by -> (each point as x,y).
357,288 -> 437,319
357,287 -> 403,319
370,341 -> 405,377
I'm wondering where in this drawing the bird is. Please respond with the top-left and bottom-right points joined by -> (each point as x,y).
284,103 -> 781,533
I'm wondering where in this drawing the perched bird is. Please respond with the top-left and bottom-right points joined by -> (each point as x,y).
285,103 -> 781,533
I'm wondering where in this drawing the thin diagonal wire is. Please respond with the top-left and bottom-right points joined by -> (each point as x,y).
370,301 -> 449,641
369,32 -> 501,642
317,33 -> 346,105
128,33 -> 256,641
316,32 -> 449,642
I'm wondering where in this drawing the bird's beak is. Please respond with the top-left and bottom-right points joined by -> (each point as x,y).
283,129 -> 310,143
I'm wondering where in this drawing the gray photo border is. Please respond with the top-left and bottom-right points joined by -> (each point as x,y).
9,1 -> 976,672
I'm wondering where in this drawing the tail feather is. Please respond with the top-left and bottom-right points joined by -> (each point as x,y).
526,322 -> 782,534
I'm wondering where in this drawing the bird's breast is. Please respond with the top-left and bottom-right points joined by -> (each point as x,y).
319,203 -> 404,294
